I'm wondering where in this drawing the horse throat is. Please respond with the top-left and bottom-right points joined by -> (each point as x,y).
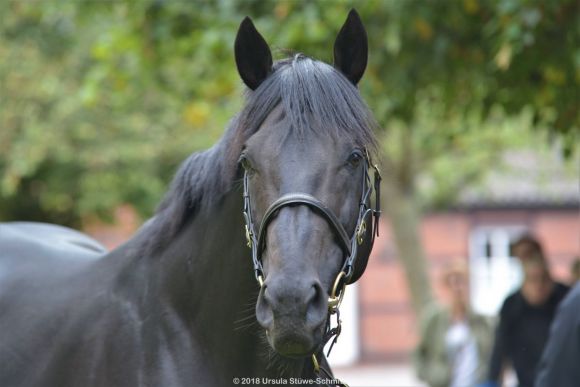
145,189 -> 307,379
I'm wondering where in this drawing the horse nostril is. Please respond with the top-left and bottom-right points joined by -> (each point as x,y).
256,285 -> 274,329
306,282 -> 326,327
306,284 -> 319,306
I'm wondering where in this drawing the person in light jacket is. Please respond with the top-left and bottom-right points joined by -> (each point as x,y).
414,261 -> 493,387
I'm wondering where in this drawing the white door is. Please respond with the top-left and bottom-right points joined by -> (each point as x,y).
469,226 -> 525,316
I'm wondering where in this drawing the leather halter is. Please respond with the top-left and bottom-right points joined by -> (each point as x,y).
241,150 -> 381,385
242,149 -> 381,290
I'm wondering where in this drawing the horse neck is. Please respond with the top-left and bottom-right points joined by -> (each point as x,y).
157,189 -> 252,317
121,189 -> 305,378
151,190 -> 250,331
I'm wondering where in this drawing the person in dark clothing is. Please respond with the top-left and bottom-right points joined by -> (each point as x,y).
535,283 -> 580,387
487,252 -> 569,387
510,234 -> 545,262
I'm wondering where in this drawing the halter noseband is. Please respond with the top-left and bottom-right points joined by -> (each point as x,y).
241,149 -> 381,380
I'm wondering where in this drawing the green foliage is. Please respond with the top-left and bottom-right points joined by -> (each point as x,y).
0,0 -> 577,226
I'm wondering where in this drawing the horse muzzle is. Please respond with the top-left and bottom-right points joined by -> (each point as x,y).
255,277 -> 327,357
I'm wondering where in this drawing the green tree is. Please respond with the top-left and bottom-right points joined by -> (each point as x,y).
0,1 -> 244,224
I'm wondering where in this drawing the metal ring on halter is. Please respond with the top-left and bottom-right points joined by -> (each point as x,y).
328,271 -> 347,311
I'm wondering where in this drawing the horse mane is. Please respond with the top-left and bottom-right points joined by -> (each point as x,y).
140,55 -> 378,255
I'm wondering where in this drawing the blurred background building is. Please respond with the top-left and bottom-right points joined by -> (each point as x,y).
358,148 -> 578,363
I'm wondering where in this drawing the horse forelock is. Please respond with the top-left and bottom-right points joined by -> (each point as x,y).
239,55 -> 378,153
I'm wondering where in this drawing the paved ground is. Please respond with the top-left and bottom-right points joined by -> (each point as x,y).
333,363 -> 519,387
333,363 -> 426,387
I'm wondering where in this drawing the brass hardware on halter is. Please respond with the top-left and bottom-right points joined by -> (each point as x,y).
328,271 -> 346,311
356,221 -> 366,245
311,354 -> 320,373
372,163 -> 381,179
257,274 -> 264,288
365,147 -> 382,180
244,225 -> 252,248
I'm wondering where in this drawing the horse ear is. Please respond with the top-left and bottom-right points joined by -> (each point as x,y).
235,17 -> 273,90
333,9 -> 368,85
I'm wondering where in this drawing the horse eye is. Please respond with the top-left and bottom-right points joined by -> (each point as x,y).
240,155 -> 254,172
348,151 -> 363,166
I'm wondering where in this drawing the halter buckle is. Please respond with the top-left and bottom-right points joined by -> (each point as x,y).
372,163 -> 381,180
356,220 -> 366,245
244,225 -> 253,248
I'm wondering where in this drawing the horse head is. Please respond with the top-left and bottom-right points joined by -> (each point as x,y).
234,10 -> 380,359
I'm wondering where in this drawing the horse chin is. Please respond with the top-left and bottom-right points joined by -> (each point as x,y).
268,322 -> 325,358
271,335 -> 317,358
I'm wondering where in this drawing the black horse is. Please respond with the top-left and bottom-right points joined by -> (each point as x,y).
0,10 -> 380,387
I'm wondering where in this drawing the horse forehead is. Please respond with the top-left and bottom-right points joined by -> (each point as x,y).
254,139 -> 332,182
258,120 -> 342,157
